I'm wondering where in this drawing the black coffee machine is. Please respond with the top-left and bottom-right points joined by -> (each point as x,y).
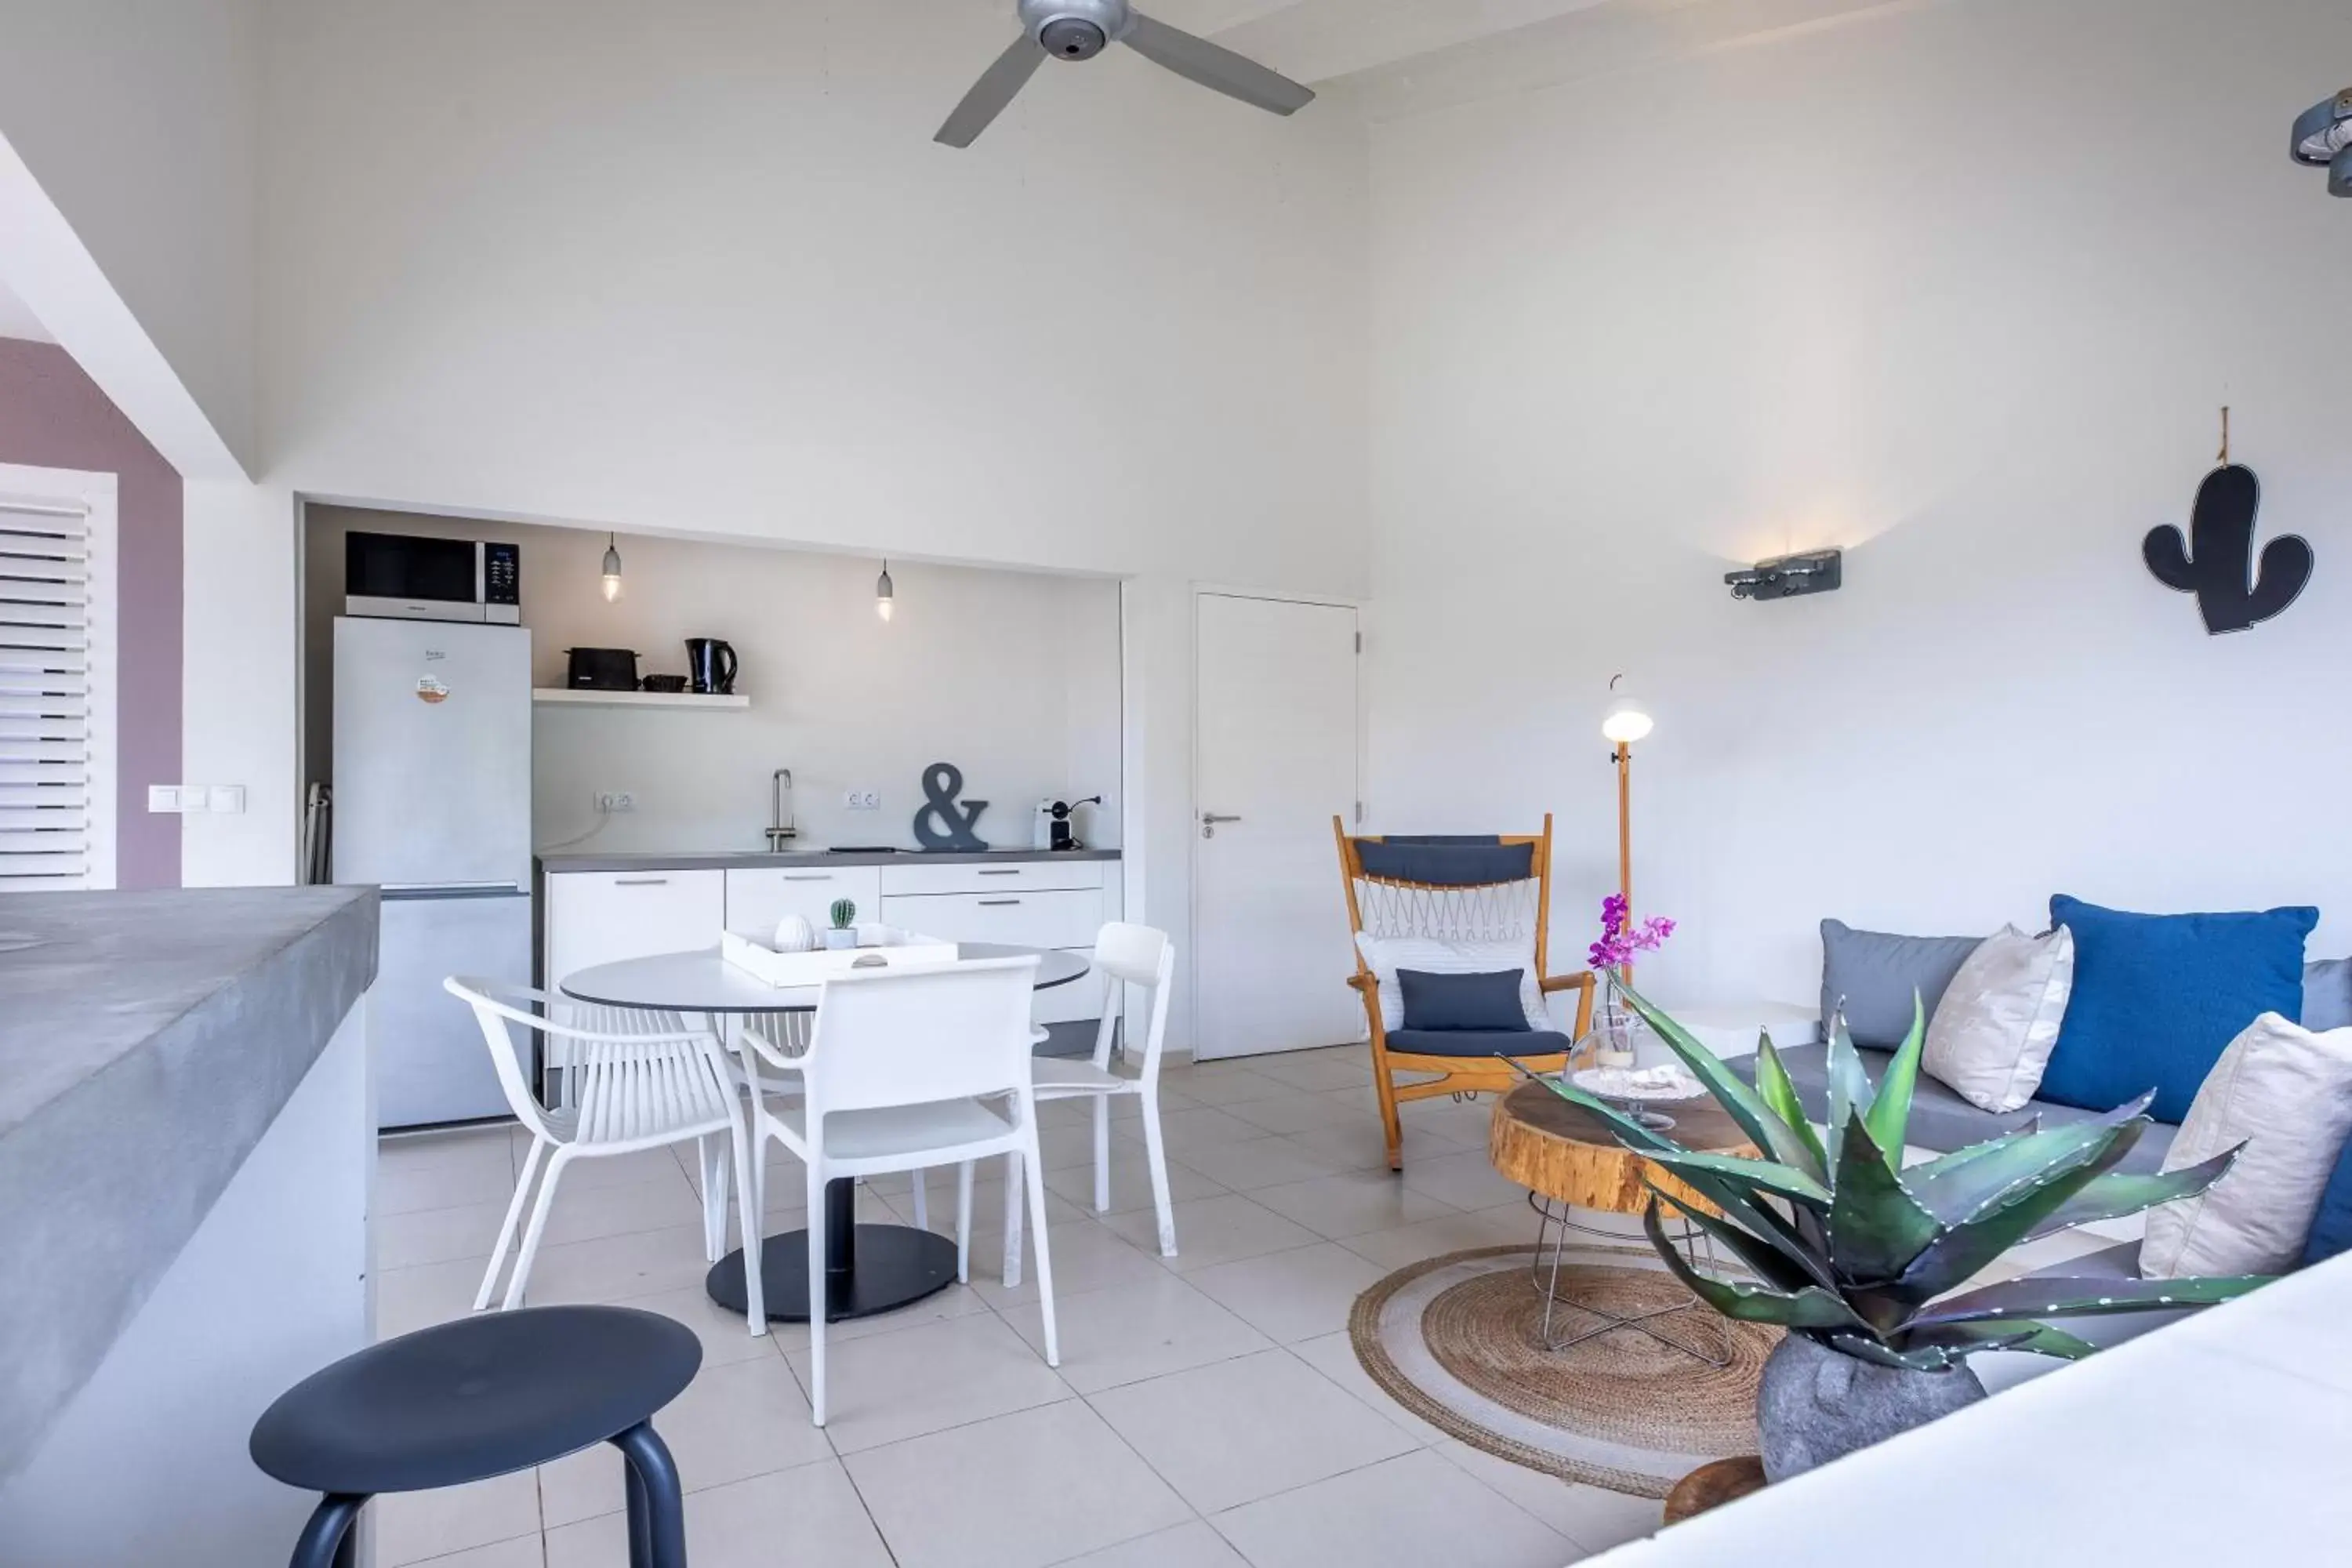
685,638 -> 737,695
1036,796 -> 1102,852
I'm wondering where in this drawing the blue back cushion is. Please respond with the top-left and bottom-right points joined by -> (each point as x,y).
2302,1138 -> 2352,1267
1399,969 -> 1530,1033
1354,837 -> 1533,887
2037,896 -> 2318,1124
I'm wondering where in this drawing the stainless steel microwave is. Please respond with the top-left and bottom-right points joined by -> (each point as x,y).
345,531 -> 521,624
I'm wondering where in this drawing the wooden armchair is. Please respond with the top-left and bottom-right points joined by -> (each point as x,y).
1334,816 -> 1596,1171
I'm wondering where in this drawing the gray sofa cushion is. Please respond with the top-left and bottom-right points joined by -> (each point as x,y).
1737,1043 -> 2177,1176
2307,958 -> 2352,1033
1820,920 -> 1984,1048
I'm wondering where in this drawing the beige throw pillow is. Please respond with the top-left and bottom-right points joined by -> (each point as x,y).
2140,1013 -> 2352,1278
1921,924 -> 2074,1113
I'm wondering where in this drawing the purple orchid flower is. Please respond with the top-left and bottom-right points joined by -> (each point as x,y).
1589,895 -> 1675,971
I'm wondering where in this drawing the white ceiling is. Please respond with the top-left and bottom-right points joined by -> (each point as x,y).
0,274 -> 54,343
1163,0 -> 1621,85
950,0 -> 1628,85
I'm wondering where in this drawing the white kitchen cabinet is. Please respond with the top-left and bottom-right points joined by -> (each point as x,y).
878,858 -> 1121,1046
543,869 -> 724,991
877,888 -> 1103,951
724,866 -> 883,938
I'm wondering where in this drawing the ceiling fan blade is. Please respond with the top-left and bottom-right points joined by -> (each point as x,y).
935,34 -> 1047,147
1121,12 -> 1315,118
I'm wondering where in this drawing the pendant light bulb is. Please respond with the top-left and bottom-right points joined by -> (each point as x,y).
600,533 -> 623,603
876,560 -> 895,622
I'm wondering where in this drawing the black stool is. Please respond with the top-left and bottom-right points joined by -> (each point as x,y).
250,1305 -> 702,1568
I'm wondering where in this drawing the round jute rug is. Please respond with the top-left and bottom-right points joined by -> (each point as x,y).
1349,1243 -> 1780,1499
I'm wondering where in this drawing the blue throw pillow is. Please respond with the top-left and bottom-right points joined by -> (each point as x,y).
1398,969 -> 1530,1033
2037,896 -> 2318,1124
2302,1134 -> 2352,1266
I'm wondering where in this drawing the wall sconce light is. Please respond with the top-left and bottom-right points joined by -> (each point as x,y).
2292,88 -> 2352,197
1725,548 -> 1842,602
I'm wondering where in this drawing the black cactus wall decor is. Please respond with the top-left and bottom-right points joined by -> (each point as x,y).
2143,409 -> 2315,636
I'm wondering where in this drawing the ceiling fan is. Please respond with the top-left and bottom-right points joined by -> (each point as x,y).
935,0 -> 1316,148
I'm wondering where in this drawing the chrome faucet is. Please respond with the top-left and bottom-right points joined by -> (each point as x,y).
767,768 -> 798,849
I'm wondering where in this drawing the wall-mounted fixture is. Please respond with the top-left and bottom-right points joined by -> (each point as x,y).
600,532 -> 624,602
876,559 -> 895,622
2292,87 -> 2352,197
1724,548 -> 1842,601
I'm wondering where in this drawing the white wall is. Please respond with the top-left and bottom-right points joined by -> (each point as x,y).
304,506 -> 1123,855
257,0 -> 1368,590
0,0 -> 260,473
1365,0 -> 2352,1008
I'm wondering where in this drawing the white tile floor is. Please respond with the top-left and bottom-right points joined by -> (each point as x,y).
370,1046 -> 1665,1567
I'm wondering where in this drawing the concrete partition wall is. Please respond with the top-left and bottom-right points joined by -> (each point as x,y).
0,996 -> 372,1565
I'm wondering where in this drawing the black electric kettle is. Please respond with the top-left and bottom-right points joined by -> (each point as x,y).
685,638 -> 737,695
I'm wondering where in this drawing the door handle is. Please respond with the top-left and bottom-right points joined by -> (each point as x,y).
1200,812 -> 1242,840
613,877 -> 670,887
978,898 -> 1022,907
782,874 -> 832,882
977,869 -> 1022,877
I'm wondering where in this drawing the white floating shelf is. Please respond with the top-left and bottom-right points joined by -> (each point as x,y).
532,688 -> 750,711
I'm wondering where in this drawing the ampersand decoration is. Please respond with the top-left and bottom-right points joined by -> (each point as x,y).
912,762 -> 990,851
2144,407 -> 2316,636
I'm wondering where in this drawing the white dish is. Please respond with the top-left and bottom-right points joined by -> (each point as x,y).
1571,1065 -> 1706,1103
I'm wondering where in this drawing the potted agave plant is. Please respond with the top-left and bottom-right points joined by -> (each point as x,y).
1520,985 -> 2269,1480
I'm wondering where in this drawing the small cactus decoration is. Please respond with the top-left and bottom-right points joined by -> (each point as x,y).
829,898 -> 857,931
2143,411 -> 2315,635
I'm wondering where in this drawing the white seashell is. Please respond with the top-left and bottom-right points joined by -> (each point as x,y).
772,914 -> 818,953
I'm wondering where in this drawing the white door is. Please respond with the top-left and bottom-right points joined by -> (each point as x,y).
1193,593 -> 1361,1060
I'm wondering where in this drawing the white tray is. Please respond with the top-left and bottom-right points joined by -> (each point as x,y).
1571,1065 -> 1708,1103
719,927 -> 960,988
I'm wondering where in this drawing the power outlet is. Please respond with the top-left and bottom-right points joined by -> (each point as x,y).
595,791 -> 637,814
844,789 -> 881,811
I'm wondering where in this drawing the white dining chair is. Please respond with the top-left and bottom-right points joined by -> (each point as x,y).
993,923 -> 1179,1285
731,955 -> 1058,1427
445,977 -> 764,1327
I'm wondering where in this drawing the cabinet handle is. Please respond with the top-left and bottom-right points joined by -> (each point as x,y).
614,877 -> 670,887
782,874 -> 832,882
978,898 -> 1022,907
977,869 -> 1022,877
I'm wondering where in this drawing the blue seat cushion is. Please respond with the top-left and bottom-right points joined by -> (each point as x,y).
1399,969 -> 1530,1033
1386,1028 -> 1573,1061
2037,896 -> 2318,1124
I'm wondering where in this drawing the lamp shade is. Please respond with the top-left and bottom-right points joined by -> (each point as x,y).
1602,693 -> 1653,745
600,535 -> 623,602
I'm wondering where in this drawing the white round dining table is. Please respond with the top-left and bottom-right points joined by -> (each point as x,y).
557,942 -> 1091,1325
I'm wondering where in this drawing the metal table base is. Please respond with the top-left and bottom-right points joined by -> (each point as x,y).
1525,1193 -> 1731,1367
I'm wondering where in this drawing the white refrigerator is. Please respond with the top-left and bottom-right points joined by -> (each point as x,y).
333,615 -> 533,1128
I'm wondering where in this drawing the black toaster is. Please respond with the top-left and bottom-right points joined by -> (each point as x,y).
564,647 -> 639,691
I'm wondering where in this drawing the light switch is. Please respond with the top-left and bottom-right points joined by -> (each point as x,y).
147,786 -> 182,814
207,785 -> 246,815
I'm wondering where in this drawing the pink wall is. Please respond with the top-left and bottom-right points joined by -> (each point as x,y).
0,337 -> 182,888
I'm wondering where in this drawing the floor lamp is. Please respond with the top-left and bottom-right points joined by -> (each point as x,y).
1600,679 -> 1654,975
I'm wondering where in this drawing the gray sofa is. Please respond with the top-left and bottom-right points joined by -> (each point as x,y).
1736,955 -> 2350,1176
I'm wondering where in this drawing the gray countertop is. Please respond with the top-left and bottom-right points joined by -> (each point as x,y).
0,887 -> 379,1482
539,846 -> 1122,873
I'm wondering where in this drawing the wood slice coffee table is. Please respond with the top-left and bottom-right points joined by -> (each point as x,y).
1489,1080 -> 1756,1363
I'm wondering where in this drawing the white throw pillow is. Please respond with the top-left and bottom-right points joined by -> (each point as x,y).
1354,931 -> 1550,1033
2140,1013 -> 2352,1277
1921,924 -> 2074,1113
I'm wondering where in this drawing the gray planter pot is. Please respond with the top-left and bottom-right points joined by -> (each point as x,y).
1757,1333 -> 1986,1481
